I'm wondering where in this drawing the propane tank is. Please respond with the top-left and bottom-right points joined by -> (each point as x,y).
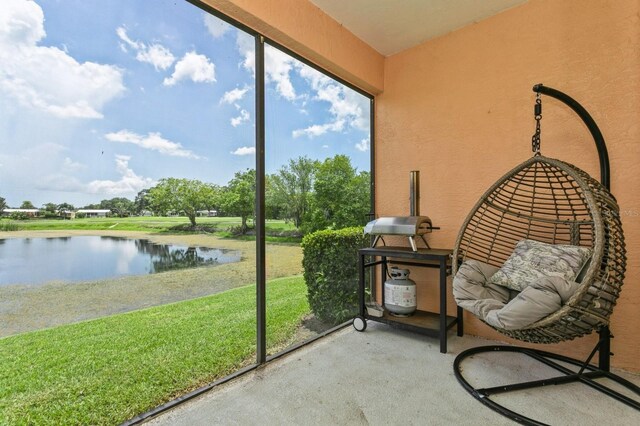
384,267 -> 417,316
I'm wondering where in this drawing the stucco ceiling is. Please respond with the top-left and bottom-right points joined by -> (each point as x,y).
309,0 -> 528,56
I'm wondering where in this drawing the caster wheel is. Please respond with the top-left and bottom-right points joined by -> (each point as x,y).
352,315 -> 367,332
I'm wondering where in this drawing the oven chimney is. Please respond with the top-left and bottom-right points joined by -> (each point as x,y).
410,170 -> 420,216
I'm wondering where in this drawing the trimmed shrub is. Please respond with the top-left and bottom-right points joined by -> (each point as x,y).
301,227 -> 369,325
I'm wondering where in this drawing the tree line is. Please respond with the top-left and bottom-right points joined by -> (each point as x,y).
0,155 -> 371,235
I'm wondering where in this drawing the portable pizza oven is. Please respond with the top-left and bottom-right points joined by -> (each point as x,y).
364,171 -> 436,251
364,215 -> 433,251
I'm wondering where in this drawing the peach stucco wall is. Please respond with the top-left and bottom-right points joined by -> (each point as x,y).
377,0 -> 639,371
198,0 -> 384,94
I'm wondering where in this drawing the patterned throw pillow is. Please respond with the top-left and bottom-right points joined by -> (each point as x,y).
489,239 -> 592,292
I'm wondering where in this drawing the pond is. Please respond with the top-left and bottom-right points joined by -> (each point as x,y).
0,236 -> 241,286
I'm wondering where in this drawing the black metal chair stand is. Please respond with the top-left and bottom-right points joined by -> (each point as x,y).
453,338 -> 640,425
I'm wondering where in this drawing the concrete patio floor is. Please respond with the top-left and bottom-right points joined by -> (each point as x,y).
147,322 -> 640,425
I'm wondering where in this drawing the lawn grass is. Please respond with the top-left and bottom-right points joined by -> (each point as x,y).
0,276 -> 310,425
6,216 -> 242,232
5,216 -> 302,243
0,221 -> 20,232
7,216 -> 296,233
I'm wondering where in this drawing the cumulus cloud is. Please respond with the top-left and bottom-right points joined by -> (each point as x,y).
220,86 -> 249,104
105,130 -> 201,159
116,27 -> 175,71
86,155 -> 154,195
265,47 -> 297,100
234,35 -> 369,138
292,63 -> 369,138
163,51 -> 215,86
115,27 -> 143,50
116,27 -> 174,71
237,34 -> 297,101
26,150 -> 152,197
355,137 -> 370,152
136,44 -> 175,71
231,146 -> 255,156
236,31 -> 255,75
204,13 -> 231,38
0,0 -> 125,119
63,157 -> 87,172
230,109 -> 250,127
297,64 -> 332,90
0,0 -> 45,45
292,121 -> 344,138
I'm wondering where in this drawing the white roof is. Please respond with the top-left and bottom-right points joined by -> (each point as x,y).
76,209 -> 111,213
3,208 -> 39,213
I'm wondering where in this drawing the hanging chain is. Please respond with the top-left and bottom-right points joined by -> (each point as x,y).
531,91 -> 542,155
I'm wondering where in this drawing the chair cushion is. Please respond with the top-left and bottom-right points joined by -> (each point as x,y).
453,259 -> 510,319
453,259 -> 582,330
489,239 -> 592,292
484,276 -> 580,330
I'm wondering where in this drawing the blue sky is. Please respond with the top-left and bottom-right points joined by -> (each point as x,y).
0,0 -> 370,207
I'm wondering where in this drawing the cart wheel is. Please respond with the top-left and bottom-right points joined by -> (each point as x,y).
352,316 -> 367,332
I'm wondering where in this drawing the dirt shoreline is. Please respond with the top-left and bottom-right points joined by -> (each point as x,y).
0,230 -> 303,338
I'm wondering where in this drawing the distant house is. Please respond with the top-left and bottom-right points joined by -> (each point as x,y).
197,210 -> 218,217
1,208 -> 40,217
76,209 -> 111,218
60,210 -> 76,219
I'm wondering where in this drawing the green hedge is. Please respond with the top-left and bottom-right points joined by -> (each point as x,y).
301,227 -> 369,325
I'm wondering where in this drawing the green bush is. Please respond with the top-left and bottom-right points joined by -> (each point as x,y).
301,227 -> 369,325
9,212 -> 30,221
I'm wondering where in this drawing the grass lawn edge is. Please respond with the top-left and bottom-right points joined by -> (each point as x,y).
0,275 -> 311,425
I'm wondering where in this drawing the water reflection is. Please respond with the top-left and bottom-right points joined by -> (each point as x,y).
131,238 -> 227,272
0,236 -> 241,286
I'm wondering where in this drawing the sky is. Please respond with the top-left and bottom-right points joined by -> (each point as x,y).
0,0 -> 371,208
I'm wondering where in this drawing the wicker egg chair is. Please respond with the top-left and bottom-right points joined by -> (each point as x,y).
451,84 -> 639,425
452,155 -> 625,343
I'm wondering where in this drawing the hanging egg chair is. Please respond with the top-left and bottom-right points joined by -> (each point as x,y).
453,155 -> 625,343
451,84 -> 639,425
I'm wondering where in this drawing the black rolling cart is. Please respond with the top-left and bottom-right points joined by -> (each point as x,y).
353,246 -> 463,353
